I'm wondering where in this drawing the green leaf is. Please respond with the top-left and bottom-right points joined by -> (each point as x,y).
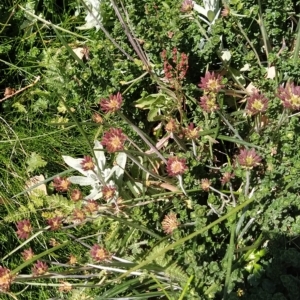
26,152 -> 47,173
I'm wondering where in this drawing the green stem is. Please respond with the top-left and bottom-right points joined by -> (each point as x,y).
223,214 -> 237,300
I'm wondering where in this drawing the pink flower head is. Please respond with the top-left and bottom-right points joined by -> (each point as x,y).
184,123 -> 200,140
70,189 -> 82,202
277,83 -> 300,111
166,157 -> 187,176
21,248 -> 34,261
246,91 -> 268,116
199,94 -> 219,113
53,177 -> 71,192
32,260 -> 48,276
101,128 -> 126,153
220,172 -> 234,185
237,149 -> 262,169
90,244 -> 111,262
80,155 -> 95,171
165,118 -> 178,134
162,212 -> 180,234
72,208 -> 86,224
84,199 -> 98,214
198,71 -> 224,94
181,0 -> 194,12
47,216 -> 63,231
100,92 -> 123,113
102,185 -> 117,201
0,267 -> 13,291
16,219 -> 32,239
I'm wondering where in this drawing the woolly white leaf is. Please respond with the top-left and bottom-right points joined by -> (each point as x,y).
68,176 -> 96,186
94,140 -> 106,170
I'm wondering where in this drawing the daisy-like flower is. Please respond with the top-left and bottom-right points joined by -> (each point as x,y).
0,267 -> 13,291
84,199 -> 98,214
62,141 -> 126,201
90,244 -> 111,262
53,177 -> 71,192
166,157 -> 188,177
277,82 -> 300,111
181,0 -> 194,12
162,212 -> 180,234
81,155 -> 95,171
237,149 -> 262,169
183,123 -> 200,140
21,248 -> 34,261
101,128 -> 127,153
199,94 -> 219,113
72,208 -> 86,224
201,178 -> 211,191
70,189 -> 82,202
47,217 -> 63,231
198,71 -> 224,94
165,118 -> 178,134
100,92 -> 123,113
246,92 -> 268,116
16,219 -> 32,239
102,185 -> 117,201
220,172 -> 234,185
32,261 -> 48,276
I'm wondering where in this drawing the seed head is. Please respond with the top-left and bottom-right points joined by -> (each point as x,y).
47,216 -> 63,231
201,178 -> 211,191
162,212 -> 180,234
102,185 -> 117,201
183,123 -> 200,140
84,199 -> 98,214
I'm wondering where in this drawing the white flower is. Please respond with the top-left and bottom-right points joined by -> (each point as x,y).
77,0 -> 102,31
62,141 -> 127,200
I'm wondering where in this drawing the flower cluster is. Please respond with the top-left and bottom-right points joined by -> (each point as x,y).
161,48 -> 189,88
183,123 -> 200,140
198,72 -> 224,113
0,267 -> 13,291
16,219 -> 32,239
102,185 -> 117,201
181,0 -> 194,12
246,91 -> 268,116
53,177 -> 71,192
162,212 -> 180,234
100,92 -> 123,113
21,248 -> 34,261
32,261 -> 48,276
90,244 -> 111,262
166,157 -> 188,177
237,149 -> 262,169
47,217 -> 63,231
277,82 -> 300,111
80,156 -> 95,171
199,71 -> 224,94
101,128 -> 126,153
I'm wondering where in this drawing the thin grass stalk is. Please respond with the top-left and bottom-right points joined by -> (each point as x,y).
223,214 -> 236,300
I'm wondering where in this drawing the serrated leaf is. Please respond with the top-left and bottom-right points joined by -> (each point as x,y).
26,152 -> 47,173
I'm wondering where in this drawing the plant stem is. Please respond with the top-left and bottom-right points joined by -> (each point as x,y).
223,214 -> 236,300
